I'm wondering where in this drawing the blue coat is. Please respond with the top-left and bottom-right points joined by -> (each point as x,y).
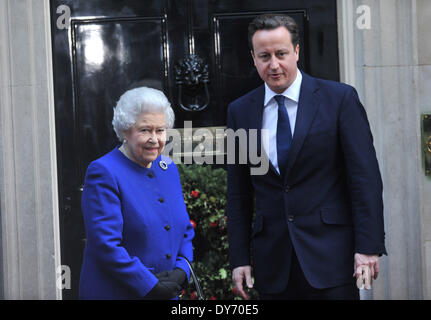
79,148 -> 194,299
226,72 -> 386,294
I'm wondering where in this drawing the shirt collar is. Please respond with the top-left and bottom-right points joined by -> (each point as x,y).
264,69 -> 302,107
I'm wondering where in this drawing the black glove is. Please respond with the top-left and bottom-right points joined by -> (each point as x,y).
155,268 -> 188,290
144,280 -> 182,300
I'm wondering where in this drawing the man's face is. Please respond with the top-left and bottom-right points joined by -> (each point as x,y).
251,26 -> 299,93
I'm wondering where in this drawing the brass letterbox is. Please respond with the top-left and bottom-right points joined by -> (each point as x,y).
422,114 -> 431,176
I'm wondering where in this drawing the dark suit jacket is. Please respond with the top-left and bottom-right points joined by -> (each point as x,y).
226,71 -> 387,294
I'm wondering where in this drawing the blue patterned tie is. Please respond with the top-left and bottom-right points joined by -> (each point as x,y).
275,95 -> 292,176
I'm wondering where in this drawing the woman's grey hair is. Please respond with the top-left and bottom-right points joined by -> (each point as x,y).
112,87 -> 175,141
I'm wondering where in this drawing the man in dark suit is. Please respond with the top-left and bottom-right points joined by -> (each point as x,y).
226,14 -> 387,300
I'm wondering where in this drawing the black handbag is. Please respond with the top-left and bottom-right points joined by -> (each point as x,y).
180,256 -> 205,300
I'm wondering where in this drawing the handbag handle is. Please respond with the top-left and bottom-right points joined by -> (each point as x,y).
179,255 -> 205,300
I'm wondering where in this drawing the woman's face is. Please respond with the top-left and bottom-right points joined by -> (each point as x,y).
123,112 -> 167,167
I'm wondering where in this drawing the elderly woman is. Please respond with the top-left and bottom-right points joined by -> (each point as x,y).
79,87 -> 194,299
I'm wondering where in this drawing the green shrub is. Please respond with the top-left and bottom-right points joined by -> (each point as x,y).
177,163 -> 258,300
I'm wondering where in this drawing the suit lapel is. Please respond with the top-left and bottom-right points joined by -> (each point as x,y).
246,85 -> 279,176
246,85 -> 264,132
284,73 -> 320,180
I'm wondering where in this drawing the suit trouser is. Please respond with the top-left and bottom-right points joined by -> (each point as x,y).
259,249 -> 359,300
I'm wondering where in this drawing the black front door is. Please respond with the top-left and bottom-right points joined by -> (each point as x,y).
50,0 -> 339,299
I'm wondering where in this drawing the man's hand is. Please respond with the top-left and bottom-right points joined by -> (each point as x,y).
353,253 -> 379,289
232,265 -> 253,300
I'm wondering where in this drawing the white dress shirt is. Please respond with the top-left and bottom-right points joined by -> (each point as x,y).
262,69 -> 302,173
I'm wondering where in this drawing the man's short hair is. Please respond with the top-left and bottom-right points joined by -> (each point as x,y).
248,14 -> 300,51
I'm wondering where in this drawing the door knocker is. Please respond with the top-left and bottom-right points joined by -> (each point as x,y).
175,54 -> 210,112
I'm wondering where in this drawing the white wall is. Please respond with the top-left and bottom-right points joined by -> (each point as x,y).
417,0 -> 431,301
0,0 -> 61,299
338,0 -> 431,299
